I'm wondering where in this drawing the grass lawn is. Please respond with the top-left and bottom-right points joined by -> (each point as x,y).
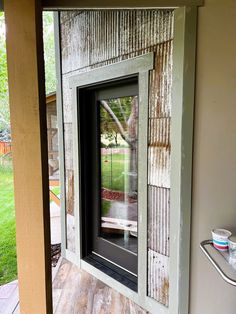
101,153 -> 128,191
101,199 -> 111,216
0,152 -> 127,284
50,186 -> 60,197
0,165 -> 17,285
101,153 -> 128,216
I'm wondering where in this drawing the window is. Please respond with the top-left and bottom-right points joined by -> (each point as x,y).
60,7 -> 197,313
79,77 -> 139,289
68,53 -> 153,294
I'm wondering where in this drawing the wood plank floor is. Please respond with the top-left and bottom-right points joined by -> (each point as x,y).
1,258 -> 147,313
52,258 -> 147,314
0,280 -> 19,314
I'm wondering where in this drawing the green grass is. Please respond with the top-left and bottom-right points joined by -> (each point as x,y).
0,152 -> 126,285
101,199 -> 111,216
50,186 -> 60,196
0,165 -> 17,285
101,153 -> 128,191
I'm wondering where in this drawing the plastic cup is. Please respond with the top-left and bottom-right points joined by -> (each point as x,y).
211,229 -> 231,251
228,235 -> 236,262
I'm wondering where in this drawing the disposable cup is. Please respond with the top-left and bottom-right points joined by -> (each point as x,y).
211,229 -> 231,251
228,235 -> 236,261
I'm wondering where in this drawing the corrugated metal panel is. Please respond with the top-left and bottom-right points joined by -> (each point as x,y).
60,9 -> 174,305
148,249 -> 169,306
148,146 -> 171,188
148,186 -> 170,256
147,19 -> 173,305
61,10 -> 174,74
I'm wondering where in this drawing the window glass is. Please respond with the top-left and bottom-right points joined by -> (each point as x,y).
100,96 -> 138,255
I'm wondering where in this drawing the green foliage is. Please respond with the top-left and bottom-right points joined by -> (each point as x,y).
0,13 -> 10,132
101,153 -> 128,191
43,12 -> 56,95
51,186 -> 60,196
0,12 -> 56,133
101,199 -> 111,216
100,97 -> 132,145
0,13 -> 56,285
0,166 -> 17,285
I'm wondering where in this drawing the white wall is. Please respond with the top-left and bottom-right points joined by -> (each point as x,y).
190,1 -> 236,313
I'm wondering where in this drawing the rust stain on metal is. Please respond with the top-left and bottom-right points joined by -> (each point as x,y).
60,10 -> 174,74
148,249 -> 169,306
147,10 -> 173,306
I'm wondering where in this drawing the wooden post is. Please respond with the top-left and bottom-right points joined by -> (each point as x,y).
4,0 -> 52,313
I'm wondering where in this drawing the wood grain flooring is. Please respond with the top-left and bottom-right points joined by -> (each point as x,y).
0,258 -> 147,313
52,258 -> 147,314
0,280 -> 19,314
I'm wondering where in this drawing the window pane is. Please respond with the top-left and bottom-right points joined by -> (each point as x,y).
100,96 -> 138,255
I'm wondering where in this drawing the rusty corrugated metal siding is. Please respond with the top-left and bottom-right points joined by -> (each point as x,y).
60,9 -> 174,305
61,10 -> 173,74
147,21 -> 173,306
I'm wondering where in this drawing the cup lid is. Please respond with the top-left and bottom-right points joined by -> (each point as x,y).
212,228 -> 232,237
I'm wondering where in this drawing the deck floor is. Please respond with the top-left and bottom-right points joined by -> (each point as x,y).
0,258 -> 146,313
0,280 -> 19,314
52,258 -> 146,313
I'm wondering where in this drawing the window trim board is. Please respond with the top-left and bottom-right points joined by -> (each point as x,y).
70,52 -> 158,311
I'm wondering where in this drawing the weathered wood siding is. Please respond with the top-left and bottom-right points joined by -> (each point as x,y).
60,9 -> 173,306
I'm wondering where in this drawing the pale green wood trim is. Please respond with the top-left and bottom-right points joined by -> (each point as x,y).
65,249 -> 78,264
137,71 -> 149,300
69,53 -> 154,88
72,85 -> 82,265
70,53 -> 154,270
54,12 -> 67,257
42,0 -> 203,9
71,53 -> 161,313
169,6 -> 197,314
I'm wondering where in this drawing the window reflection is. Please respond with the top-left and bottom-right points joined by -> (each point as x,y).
100,96 -> 138,254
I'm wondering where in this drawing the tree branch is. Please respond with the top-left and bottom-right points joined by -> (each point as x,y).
0,111 -> 10,129
100,100 -> 132,146
117,98 -> 127,125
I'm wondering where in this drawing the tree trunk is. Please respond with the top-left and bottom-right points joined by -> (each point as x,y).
127,96 -> 138,198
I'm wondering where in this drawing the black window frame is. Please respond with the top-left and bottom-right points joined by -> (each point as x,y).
78,76 -> 139,290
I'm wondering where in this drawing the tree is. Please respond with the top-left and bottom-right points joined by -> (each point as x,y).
43,12 -> 56,95
0,12 -> 56,138
0,13 -> 10,134
100,96 -> 138,196
100,97 -> 133,145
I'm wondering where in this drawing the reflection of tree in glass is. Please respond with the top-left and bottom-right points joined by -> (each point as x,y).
100,96 -> 138,197
100,96 -> 138,146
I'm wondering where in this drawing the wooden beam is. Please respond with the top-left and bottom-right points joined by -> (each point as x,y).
49,179 -> 60,187
46,92 -> 56,105
42,0 -> 204,9
4,1 -> 52,313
